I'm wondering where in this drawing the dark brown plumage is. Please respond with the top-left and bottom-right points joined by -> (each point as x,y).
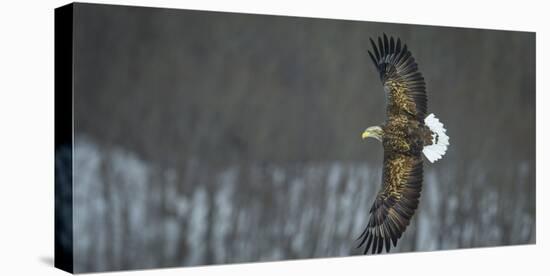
358,34 -> 433,254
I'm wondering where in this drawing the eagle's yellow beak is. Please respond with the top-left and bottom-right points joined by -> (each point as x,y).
362,130 -> 369,139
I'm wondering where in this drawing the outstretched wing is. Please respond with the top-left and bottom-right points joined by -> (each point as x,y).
368,34 -> 427,120
358,153 -> 423,254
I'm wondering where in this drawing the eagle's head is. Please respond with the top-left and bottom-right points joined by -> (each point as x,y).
362,126 -> 383,142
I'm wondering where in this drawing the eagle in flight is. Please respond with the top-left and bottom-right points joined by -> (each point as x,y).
358,34 -> 450,254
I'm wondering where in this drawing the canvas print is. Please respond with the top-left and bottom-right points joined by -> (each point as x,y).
55,2 -> 536,273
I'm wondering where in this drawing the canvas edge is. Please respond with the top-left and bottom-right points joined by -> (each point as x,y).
54,2 -> 75,274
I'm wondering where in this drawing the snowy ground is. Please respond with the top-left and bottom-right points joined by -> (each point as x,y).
70,138 -> 535,272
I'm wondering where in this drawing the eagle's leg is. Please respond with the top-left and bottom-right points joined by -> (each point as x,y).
421,125 -> 434,147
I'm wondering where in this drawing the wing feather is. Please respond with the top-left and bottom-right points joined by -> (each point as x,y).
395,38 -> 402,54
370,38 -> 380,60
357,154 -> 423,254
383,34 -> 389,57
378,37 -> 384,57
368,34 -> 428,119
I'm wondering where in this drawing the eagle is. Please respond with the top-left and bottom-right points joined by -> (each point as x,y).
357,34 -> 450,254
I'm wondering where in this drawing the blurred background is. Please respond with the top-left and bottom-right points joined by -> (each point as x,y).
66,3 -> 535,272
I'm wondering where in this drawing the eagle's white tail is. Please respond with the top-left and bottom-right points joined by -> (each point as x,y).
423,113 -> 449,163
